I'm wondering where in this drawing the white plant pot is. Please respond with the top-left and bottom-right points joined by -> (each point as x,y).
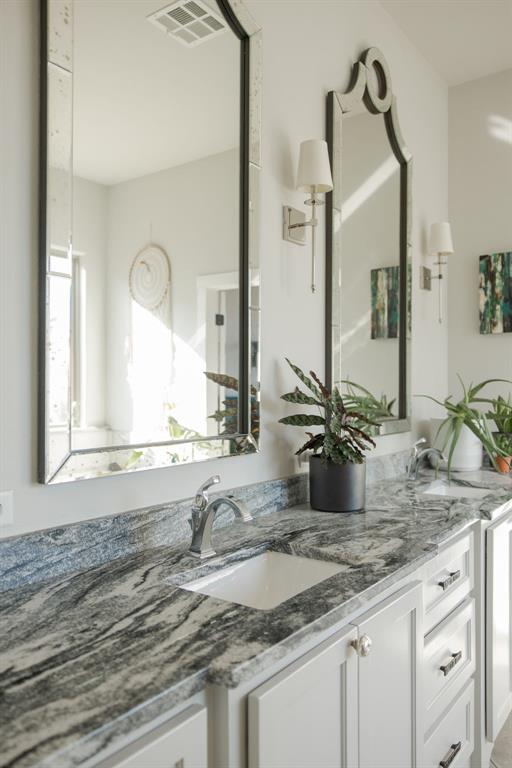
430,418 -> 483,472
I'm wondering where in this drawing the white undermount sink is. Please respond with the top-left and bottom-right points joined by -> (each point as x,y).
419,480 -> 491,500
180,551 -> 344,610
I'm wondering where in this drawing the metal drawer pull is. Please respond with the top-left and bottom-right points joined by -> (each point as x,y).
438,570 -> 461,591
440,650 -> 462,676
439,740 -> 462,767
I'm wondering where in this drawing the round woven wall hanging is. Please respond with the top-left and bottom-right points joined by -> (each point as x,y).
129,244 -> 171,310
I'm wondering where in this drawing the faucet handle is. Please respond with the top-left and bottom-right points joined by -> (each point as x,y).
194,475 -> 220,511
410,437 -> 427,457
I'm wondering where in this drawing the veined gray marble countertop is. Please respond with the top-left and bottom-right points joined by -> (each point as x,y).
1,469 -> 511,768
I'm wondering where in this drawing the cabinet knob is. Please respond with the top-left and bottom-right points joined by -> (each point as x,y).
351,634 -> 372,657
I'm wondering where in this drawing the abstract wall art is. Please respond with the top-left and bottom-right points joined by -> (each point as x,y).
479,252 -> 512,334
371,265 -> 399,339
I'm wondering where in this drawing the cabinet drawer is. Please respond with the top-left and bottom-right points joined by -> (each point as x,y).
423,680 -> 474,768
424,599 -> 475,730
96,705 -> 207,768
423,531 -> 474,634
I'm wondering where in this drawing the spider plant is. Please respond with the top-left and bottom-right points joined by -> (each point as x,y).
420,376 -> 511,475
278,359 -> 377,464
487,395 -> 512,435
340,380 -> 396,421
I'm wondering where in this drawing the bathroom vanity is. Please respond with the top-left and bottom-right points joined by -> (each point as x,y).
2,468 -> 512,768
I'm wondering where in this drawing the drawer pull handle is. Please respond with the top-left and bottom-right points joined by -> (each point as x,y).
440,650 -> 462,676
438,570 -> 461,591
439,741 -> 461,767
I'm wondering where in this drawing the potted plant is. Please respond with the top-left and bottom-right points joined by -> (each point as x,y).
421,377 -> 510,476
279,359 -> 376,512
494,434 -> 512,474
487,396 -> 512,473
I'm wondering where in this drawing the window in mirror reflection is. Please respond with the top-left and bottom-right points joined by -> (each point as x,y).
338,107 -> 400,418
48,0 -> 242,453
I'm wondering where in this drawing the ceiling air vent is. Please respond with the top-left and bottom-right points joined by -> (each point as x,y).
148,0 -> 227,47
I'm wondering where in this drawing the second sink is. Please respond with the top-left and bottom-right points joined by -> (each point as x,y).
179,551 -> 344,610
419,480 -> 491,500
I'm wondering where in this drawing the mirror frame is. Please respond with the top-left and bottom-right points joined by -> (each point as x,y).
326,47 -> 412,435
38,0 -> 262,483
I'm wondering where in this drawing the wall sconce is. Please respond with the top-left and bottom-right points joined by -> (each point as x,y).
283,139 -> 333,293
428,221 -> 454,324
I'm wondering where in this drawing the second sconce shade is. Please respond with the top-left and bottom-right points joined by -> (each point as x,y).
428,222 -> 454,257
428,221 -> 454,324
296,139 -> 333,194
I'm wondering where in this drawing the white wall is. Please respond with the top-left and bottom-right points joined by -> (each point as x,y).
448,69 -> 512,401
0,0 -> 449,537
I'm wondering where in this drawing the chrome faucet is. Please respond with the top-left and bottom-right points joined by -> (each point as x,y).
188,475 -> 253,559
407,438 -> 445,480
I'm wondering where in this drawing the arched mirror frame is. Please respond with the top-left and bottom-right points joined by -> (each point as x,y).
326,47 -> 412,435
38,0 -> 262,483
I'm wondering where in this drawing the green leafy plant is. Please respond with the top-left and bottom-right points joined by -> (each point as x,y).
340,380 -> 396,421
495,432 -> 512,456
420,376 -> 511,475
278,359 -> 377,465
204,371 -> 260,441
487,395 -> 512,435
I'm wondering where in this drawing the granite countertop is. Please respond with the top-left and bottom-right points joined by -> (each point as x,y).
1,470 -> 512,768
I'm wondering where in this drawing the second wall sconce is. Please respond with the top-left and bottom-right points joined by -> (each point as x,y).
428,221 -> 454,324
283,139 -> 333,293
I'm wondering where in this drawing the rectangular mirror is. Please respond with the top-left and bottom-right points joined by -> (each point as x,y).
39,0 -> 261,483
326,48 -> 411,434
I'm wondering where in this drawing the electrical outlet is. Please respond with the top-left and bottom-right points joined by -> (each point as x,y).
0,491 -> 14,527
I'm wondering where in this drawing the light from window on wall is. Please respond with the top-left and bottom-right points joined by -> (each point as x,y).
488,115 -> 512,144
340,155 -> 399,225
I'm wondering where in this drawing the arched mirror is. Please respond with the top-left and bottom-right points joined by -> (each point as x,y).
39,0 -> 261,483
326,48 -> 411,434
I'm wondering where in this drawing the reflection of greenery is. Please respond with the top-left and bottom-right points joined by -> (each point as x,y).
167,414 -> 202,441
204,371 -> 260,441
125,450 -> 143,469
279,359 -> 376,465
166,409 -> 213,463
340,380 -> 396,422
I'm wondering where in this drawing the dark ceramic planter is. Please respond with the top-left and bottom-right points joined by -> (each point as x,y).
309,456 -> 366,513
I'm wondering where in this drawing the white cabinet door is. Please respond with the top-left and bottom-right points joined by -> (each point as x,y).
248,626 -> 358,768
486,510 -> 512,741
353,582 -> 422,768
96,705 -> 207,768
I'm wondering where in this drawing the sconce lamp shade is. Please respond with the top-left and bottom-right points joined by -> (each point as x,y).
296,139 -> 333,194
428,222 -> 454,256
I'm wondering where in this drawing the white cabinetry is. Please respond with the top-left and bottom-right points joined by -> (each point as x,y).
354,583 -> 422,768
96,705 -> 207,768
248,583 -> 422,768
248,626 -> 358,768
486,509 -> 512,741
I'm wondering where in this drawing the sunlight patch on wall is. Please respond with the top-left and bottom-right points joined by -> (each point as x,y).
488,114 -> 512,145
